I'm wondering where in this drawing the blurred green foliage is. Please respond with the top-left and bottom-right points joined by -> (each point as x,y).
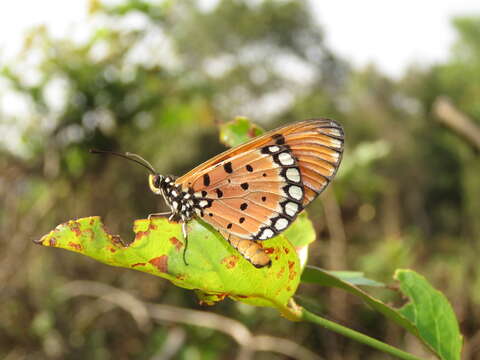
1,0 -> 479,358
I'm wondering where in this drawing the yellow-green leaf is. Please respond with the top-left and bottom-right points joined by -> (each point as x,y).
36,216 -> 301,317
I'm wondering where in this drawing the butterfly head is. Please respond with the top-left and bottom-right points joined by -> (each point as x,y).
148,174 -> 164,195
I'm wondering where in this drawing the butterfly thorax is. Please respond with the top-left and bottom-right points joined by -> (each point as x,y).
151,175 -> 211,223
154,175 -> 189,222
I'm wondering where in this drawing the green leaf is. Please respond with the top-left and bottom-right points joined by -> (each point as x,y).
301,266 -> 417,334
282,212 -> 316,269
282,212 -> 316,249
36,216 -> 301,317
301,266 -> 463,360
327,271 -> 385,287
219,116 -> 264,148
395,270 -> 463,360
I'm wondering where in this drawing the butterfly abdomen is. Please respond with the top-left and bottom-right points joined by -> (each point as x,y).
222,231 -> 272,268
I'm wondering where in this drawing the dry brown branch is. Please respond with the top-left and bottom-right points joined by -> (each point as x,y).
151,326 -> 186,360
321,188 -> 347,271
61,280 -> 153,332
321,188 -> 348,320
251,335 -> 324,360
433,96 -> 480,151
60,280 -> 323,360
321,188 -> 348,359
146,301 -> 251,346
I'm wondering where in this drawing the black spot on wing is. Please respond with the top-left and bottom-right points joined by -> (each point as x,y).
203,174 -> 210,186
272,133 -> 285,145
223,162 -> 233,173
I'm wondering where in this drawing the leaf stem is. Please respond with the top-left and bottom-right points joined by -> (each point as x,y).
301,308 -> 425,360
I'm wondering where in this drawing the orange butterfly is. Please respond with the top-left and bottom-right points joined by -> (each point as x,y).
92,119 -> 344,268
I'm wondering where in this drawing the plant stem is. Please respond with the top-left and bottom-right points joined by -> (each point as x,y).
302,308 -> 425,360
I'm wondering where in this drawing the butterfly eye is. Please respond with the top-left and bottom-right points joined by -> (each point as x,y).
149,174 -> 162,194
154,175 -> 162,188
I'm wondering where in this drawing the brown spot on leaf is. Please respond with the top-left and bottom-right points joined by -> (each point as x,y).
149,222 -> 158,230
49,237 -> 57,247
169,236 -> 183,252
221,255 -> 239,269
111,235 -> 126,248
101,223 -> 113,236
283,247 -> 290,254
277,266 -> 285,279
248,126 -> 259,138
108,246 -> 116,253
264,247 -> 274,254
215,293 -> 228,301
287,286 -> 292,292
288,260 -> 297,280
198,292 -> 229,306
175,274 -> 186,281
132,262 -> 146,268
68,242 -> 83,251
69,222 -> 82,237
89,218 -> 95,226
149,255 -> 168,273
135,230 -> 150,242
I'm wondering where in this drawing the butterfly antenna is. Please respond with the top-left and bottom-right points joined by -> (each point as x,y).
89,149 -> 156,174
125,152 -> 156,174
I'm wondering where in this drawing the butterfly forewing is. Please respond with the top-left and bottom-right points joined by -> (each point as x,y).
174,119 -> 344,267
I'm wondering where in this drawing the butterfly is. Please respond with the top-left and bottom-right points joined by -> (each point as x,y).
91,119 -> 344,268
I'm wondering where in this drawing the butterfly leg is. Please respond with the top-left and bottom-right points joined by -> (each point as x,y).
148,211 -> 171,220
182,222 -> 189,266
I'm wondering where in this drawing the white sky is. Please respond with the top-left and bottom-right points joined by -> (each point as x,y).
0,1 -> 89,61
314,0 -> 480,77
0,0 -> 479,77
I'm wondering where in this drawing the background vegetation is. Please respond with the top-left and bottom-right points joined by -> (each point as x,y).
1,0 -> 479,359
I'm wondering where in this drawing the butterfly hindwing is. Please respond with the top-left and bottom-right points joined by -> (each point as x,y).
173,119 -> 344,267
